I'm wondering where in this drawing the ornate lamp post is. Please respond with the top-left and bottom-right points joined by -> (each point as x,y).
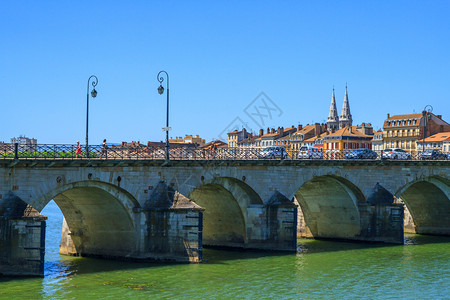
157,70 -> 170,160
86,75 -> 98,158
422,105 -> 433,154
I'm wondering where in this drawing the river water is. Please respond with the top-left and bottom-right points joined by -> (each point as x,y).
1,201 -> 449,299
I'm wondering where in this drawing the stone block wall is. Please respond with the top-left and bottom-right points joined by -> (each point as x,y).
0,217 -> 46,276
144,209 -> 203,262
59,217 -> 78,256
246,205 -> 266,244
245,204 -> 297,251
294,200 -> 314,238
358,203 -> 404,244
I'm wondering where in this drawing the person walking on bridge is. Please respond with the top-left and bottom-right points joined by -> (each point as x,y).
100,139 -> 107,159
75,141 -> 82,158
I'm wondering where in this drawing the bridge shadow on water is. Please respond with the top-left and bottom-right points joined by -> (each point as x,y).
1,235 -> 448,282
295,234 -> 450,256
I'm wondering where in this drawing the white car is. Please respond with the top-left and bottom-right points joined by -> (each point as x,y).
298,146 -> 323,159
382,148 -> 412,160
258,146 -> 289,159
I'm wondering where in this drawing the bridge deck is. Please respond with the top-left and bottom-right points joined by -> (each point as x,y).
1,159 -> 448,168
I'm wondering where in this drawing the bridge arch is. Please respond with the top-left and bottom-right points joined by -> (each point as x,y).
38,180 -> 140,257
293,175 -> 365,239
396,176 -> 450,236
189,177 -> 263,247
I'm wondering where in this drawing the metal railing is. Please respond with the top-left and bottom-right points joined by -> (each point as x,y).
0,144 -> 449,161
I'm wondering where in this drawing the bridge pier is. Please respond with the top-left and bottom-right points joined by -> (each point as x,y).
261,191 -> 297,251
139,182 -> 204,262
0,194 -> 47,277
244,202 -> 297,251
60,217 -> 78,256
357,183 -> 404,244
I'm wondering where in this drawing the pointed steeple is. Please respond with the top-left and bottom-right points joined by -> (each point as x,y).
327,87 -> 339,131
339,84 -> 352,128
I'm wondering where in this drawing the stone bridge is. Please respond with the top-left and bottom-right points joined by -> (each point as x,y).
1,159 -> 449,276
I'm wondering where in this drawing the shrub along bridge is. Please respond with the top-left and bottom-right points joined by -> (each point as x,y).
0,145 -> 449,276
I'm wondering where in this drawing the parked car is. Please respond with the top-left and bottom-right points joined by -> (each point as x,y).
298,146 -> 323,159
345,148 -> 378,159
419,149 -> 447,160
258,146 -> 289,159
382,148 -> 412,160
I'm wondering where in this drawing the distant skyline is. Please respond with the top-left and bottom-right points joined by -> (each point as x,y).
1,1 -> 449,144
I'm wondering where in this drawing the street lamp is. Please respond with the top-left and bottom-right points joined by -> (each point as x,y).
422,105 -> 433,154
157,70 -> 170,160
86,75 -> 98,158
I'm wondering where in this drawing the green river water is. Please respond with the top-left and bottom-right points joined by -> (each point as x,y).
1,201 -> 449,299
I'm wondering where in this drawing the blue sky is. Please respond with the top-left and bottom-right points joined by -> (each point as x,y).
1,1 -> 449,144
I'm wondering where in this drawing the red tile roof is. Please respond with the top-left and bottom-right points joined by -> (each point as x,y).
386,113 -> 422,120
292,125 -> 315,136
304,131 -> 329,142
327,126 -> 373,138
417,132 -> 450,143
227,130 -> 242,135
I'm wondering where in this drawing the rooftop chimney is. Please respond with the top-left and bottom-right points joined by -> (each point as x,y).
387,113 -> 390,119
314,123 -> 321,136
298,124 -> 303,131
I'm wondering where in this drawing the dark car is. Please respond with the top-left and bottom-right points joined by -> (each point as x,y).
345,148 -> 378,159
419,149 -> 447,160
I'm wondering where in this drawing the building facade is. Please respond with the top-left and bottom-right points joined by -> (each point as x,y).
169,135 -> 205,146
260,126 -> 296,149
323,125 -> 373,157
10,136 -> 37,151
372,129 -> 384,152
290,124 -> 326,153
383,112 -> 450,153
227,129 -> 249,148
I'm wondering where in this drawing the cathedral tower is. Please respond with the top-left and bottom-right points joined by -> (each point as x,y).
326,87 -> 339,131
339,84 -> 353,128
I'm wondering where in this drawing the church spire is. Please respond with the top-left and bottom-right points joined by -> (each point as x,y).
327,87 -> 339,131
339,84 -> 352,128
